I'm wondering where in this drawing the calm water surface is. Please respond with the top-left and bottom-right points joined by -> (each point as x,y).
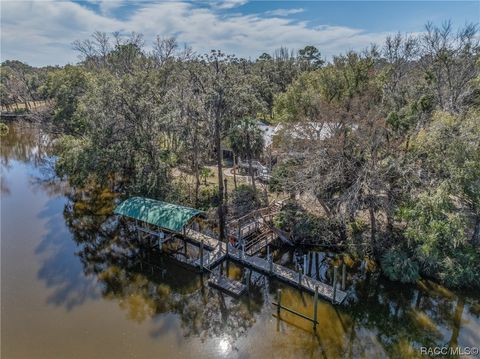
1,122 -> 479,359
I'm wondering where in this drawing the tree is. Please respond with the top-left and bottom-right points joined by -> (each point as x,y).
228,118 -> 264,192
44,65 -> 91,134
410,110 -> 480,243
420,22 -> 479,113
298,45 -> 324,70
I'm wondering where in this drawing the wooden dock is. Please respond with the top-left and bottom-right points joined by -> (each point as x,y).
228,247 -> 348,304
128,200 -> 347,304
181,231 -> 347,304
208,275 -> 246,297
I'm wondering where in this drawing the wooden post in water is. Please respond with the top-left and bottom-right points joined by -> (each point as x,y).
332,266 -> 338,303
200,240 -> 204,269
308,252 -> 313,276
342,263 -> 346,290
303,255 -> 307,276
269,253 -> 273,274
298,269 -> 302,286
315,253 -> 320,279
277,289 -> 282,316
241,239 -> 245,259
313,286 -> 319,328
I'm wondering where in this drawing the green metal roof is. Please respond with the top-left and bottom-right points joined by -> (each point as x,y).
114,196 -> 202,233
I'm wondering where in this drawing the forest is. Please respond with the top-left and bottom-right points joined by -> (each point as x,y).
1,21 -> 479,289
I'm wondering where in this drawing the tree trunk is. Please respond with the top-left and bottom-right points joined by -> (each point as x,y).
193,125 -> 200,207
369,205 -> 376,247
233,153 -> 237,190
194,164 -> 200,207
248,154 -> 256,193
215,118 -> 225,241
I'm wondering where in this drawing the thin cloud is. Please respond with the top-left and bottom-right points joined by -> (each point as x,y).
210,0 -> 248,9
265,8 -> 305,17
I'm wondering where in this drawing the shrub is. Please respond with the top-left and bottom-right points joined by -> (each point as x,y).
381,247 -> 420,283
231,184 -> 261,217
197,186 -> 219,211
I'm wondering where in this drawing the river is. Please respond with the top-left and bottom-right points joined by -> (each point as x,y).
1,122 -> 479,359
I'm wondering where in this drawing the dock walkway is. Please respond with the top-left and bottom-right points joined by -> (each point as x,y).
208,274 -> 246,297
184,230 -> 347,304
228,246 -> 347,304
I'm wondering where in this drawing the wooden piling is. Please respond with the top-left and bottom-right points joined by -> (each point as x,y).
303,254 -> 307,275
313,286 -> 319,328
332,266 -> 338,303
269,253 -> 273,274
277,289 -> 282,316
200,240 -> 204,269
298,269 -> 302,286
308,252 -> 313,276
341,263 -> 346,290
315,253 -> 320,279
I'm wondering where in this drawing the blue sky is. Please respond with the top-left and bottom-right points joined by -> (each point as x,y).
1,1 -> 479,67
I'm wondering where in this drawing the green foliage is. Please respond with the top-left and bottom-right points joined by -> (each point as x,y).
274,51 -> 380,123
274,201 -> 339,244
396,186 -> 480,287
412,110 -> 480,216
53,135 -> 91,186
386,95 -> 434,133
0,60 -> 50,105
230,184 -> 262,217
196,186 -> 220,211
199,167 -> 213,185
44,65 -> 91,134
268,160 -> 299,195
438,246 -> 480,288
298,45 -> 324,70
381,247 -> 420,283
228,118 -> 265,160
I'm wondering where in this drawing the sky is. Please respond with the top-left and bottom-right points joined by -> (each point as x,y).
1,1 -> 479,67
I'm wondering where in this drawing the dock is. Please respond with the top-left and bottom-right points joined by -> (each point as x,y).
208,274 -> 246,297
183,235 -> 347,304
228,245 -> 347,304
115,197 -> 347,304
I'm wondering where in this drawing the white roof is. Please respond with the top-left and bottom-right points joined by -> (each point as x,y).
257,121 -> 338,147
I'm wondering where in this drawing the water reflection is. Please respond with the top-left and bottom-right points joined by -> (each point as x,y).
35,195 -> 101,310
2,122 -> 479,359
